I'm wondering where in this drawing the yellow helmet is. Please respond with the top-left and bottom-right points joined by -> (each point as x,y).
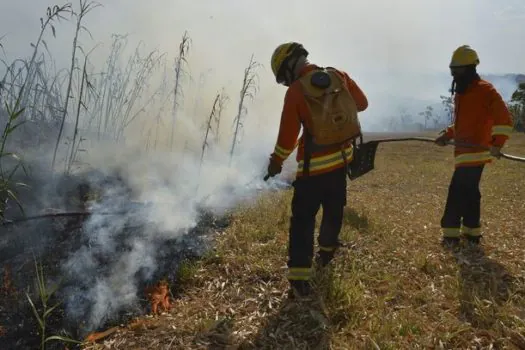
270,42 -> 308,84
449,45 -> 480,68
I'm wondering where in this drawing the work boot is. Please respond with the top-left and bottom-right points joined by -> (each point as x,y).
441,236 -> 460,248
315,251 -> 335,268
288,280 -> 312,299
336,240 -> 349,249
464,235 -> 481,245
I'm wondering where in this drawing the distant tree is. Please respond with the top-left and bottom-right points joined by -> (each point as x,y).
388,117 -> 397,131
510,82 -> 525,132
399,108 -> 413,127
432,112 -> 442,130
418,113 -> 425,129
418,105 -> 434,130
440,95 -> 454,125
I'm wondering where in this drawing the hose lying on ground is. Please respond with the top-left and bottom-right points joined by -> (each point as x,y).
1,211 -> 129,227
2,173 -> 270,227
4,138 -> 523,226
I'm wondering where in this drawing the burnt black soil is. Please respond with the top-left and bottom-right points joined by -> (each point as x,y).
0,171 -> 231,350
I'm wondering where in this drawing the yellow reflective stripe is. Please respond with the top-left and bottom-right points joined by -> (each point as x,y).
455,151 -> 491,164
319,246 -> 336,252
274,144 -> 293,159
297,146 -> 353,172
288,267 -> 312,281
442,228 -> 461,237
463,226 -> 481,237
288,275 -> 310,281
491,125 -> 513,137
289,268 -> 311,274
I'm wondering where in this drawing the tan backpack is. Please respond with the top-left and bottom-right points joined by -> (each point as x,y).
297,67 -> 361,147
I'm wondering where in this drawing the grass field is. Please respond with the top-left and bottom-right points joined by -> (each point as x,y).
84,133 -> 525,350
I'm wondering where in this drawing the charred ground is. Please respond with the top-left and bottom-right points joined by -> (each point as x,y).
0,170 -> 234,350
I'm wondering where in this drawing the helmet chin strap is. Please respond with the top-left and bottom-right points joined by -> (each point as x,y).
451,65 -> 479,94
282,55 -> 308,86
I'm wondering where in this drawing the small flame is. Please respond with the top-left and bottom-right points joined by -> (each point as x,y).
84,326 -> 119,343
144,280 -> 171,315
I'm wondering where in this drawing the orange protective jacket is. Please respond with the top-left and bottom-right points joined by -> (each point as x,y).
270,64 -> 369,177
443,78 -> 514,168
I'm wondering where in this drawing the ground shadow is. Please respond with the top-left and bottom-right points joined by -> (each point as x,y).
233,264 -> 360,350
236,295 -> 332,350
450,244 -> 516,329
190,315 -> 236,349
343,207 -> 370,232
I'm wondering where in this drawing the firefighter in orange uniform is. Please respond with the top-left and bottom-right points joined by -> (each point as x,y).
266,42 -> 369,297
435,45 -> 513,246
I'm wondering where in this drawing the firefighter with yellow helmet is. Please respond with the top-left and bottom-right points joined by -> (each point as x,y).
435,45 -> 513,246
266,42 -> 369,297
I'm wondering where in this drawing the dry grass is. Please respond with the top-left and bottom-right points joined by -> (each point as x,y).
83,133 -> 525,350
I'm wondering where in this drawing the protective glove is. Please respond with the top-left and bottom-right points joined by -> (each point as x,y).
435,134 -> 450,146
490,146 -> 502,159
266,158 -> 282,179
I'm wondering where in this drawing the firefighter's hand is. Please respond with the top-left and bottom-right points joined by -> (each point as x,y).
267,158 -> 282,179
490,146 -> 502,158
435,134 -> 450,146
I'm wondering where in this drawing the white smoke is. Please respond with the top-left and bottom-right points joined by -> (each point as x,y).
57,107 -> 284,332
2,0 -> 524,336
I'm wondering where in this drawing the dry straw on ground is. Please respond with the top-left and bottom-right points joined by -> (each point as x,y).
83,133 -> 525,350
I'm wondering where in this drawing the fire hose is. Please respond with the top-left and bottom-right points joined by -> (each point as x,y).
3,139 -> 522,226
363,136 -> 525,163
263,136 -> 525,182
1,173 -> 268,227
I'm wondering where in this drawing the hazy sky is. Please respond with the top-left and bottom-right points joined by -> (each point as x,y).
2,0 -> 524,70
1,0 -> 525,130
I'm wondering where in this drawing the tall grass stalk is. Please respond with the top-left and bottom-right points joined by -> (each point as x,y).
85,34 -> 166,145
199,93 -> 220,170
229,54 -> 260,165
0,95 -> 27,220
52,0 -> 100,172
66,53 -> 90,174
214,87 -> 228,145
25,258 -> 81,350
19,4 -> 72,115
170,31 -> 191,150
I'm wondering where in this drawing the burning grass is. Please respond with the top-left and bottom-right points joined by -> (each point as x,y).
0,167 -> 236,350
81,133 -> 525,349
11,2 -> 525,349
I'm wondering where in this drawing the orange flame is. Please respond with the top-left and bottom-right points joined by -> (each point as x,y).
144,280 -> 171,315
84,326 -> 119,343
